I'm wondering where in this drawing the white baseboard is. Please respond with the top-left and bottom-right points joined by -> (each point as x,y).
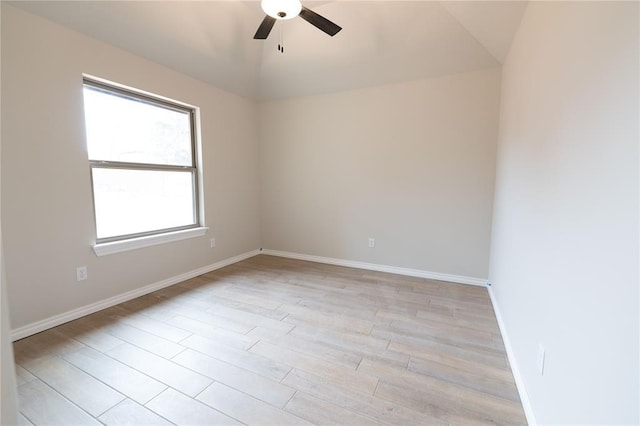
261,249 -> 487,287
488,286 -> 536,425
11,249 -> 260,341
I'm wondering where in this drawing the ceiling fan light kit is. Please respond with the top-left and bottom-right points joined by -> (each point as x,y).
261,0 -> 301,20
254,0 -> 342,41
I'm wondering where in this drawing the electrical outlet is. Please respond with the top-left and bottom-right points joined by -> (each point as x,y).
368,238 -> 375,248
76,266 -> 88,282
537,344 -> 545,375
210,238 -> 216,248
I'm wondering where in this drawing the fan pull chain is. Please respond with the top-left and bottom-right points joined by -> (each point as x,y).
278,27 -> 284,53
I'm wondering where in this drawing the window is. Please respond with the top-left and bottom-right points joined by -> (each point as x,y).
83,77 -> 204,252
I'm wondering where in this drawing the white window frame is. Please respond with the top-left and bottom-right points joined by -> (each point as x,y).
83,76 -> 207,256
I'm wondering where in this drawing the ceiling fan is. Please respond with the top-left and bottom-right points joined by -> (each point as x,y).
253,0 -> 342,40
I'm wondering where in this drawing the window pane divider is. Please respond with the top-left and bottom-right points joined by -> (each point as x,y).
89,160 -> 195,172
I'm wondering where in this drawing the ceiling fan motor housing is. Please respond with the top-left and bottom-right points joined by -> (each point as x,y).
261,0 -> 302,20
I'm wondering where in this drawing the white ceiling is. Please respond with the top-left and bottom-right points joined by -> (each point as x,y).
8,1 -> 528,101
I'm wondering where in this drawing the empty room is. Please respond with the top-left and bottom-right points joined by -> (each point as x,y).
0,1 -> 637,425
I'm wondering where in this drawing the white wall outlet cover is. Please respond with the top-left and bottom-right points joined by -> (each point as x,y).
76,266 -> 88,281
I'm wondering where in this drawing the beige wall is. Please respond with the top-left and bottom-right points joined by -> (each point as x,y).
1,252 -> 18,425
2,5 -> 261,330
0,4 -> 19,424
489,2 -> 639,424
259,68 -> 501,279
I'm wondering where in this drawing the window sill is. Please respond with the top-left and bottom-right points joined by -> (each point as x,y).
92,227 -> 209,257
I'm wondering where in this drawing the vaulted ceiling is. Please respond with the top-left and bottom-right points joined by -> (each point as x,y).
9,1 -> 527,101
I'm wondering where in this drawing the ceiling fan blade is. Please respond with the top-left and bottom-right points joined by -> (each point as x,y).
254,15 -> 276,39
299,6 -> 342,36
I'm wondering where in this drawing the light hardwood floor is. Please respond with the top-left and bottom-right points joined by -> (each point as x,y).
13,255 -> 527,425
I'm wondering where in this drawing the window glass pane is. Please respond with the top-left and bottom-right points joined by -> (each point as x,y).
92,168 -> 195,239
83,86 -> 193,166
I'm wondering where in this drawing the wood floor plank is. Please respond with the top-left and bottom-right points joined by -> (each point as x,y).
108,299 -> 172,324
283,304 -> 375,334
375,380 -> 526,425
18,379 -> 101,425
290,322 -> 389,351
17,413 -> 34,426
283,368 -> 447,425
285,391 -> 377,425
250,340 -> 379,395
205,286 -> 286,311
224,281 -> 305,305
205,303 -> 294,334
145,388 -> 241,425
205,296 -> 289,321
55,315 -> 125,353
173,309 -> 255,334
361,358 -> 526,424
106,307 -> 193,343
430,296 -> 495,318
415,308 -> 499,333
24,356 -> 125,417
172,348 -> 296,408
397,342 -> 514,383
63,347 -> 167,405
285,276 -> 351,293
381,317 -> 505,351
289,325 -> 409,367
293,296 -> 388,325
106,342 -> 213,397
15,365 -> 36,386
105,323 -> 186,359
374,327 -> 508,368
407,356 -> 520,401
98,399 -> 173,425
180,334 -> 291,381
375,307 -> 421,323
234,279 -> 330,302
245,324 -> 293,340
168,315 -> 257,349
197,382 -> 310,425
13,329 -> 86,366
152,285 -> 211,308
268,333 -> 363,369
